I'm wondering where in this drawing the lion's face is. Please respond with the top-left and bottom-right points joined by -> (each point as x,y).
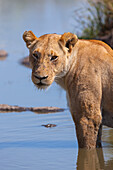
23,31 -> 78,89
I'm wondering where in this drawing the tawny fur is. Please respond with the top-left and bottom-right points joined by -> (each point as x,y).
23,31 -> 113,149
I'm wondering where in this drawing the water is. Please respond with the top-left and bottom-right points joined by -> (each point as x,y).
0,0 -> 113,169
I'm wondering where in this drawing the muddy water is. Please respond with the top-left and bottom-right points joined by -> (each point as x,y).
0,0 -> 113,169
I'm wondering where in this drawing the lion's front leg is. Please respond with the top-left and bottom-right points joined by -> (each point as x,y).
75,115 -> 102,149
71,96 -> 102,149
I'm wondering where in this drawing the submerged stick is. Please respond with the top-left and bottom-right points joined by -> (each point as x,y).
0,104 -> 64,113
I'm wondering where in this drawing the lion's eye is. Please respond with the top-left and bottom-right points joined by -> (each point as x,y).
32,52 -> 39,60
50,55 -> 58,61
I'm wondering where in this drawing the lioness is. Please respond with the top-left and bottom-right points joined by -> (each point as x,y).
23,31 -> 113,149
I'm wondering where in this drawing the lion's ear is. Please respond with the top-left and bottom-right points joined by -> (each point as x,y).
60,32 -> 78,53
23,31 -> 38,49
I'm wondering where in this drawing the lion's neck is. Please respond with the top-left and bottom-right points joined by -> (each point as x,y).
55,47 -> 78,90
55,76 -> 66,90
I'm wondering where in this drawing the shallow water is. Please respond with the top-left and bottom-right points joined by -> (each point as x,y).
0,0 -> 113,169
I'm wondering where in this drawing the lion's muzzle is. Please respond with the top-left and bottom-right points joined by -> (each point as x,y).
32,73 -> 50,89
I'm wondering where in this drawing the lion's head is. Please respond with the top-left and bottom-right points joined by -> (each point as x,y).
23,31 -> 78,89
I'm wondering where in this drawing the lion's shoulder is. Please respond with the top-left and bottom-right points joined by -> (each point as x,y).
88,39 -> 113,56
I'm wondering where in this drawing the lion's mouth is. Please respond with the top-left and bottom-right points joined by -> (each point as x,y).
35,82 -> 49,89
37,82 -> 47,86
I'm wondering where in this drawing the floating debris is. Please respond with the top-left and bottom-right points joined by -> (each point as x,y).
0,104 -> 64,113
42,124 -> 57,128
0,50 -> 8,60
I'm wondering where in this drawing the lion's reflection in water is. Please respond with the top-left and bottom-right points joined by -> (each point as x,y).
77,148 -> 113,170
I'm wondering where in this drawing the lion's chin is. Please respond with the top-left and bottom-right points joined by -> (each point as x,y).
35,82 -> 50,90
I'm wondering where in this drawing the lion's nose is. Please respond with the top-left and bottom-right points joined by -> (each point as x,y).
34,75 -> 48,81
